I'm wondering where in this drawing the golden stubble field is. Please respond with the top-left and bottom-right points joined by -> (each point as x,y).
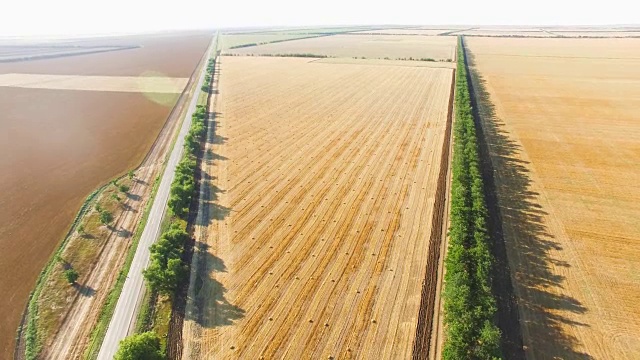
229,34 -> 457,60
466,37 -> 640,359
181,56 -> 453,359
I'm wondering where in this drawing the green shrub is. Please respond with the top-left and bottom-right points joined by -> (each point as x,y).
99,210 -> 114,226
114,331 -> 164,360
64,268 -> 79,284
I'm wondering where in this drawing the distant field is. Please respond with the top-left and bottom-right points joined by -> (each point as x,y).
466,37 -> 640,359
314,57 -> 456,68
465,37 -> 640,58
222,26 -> 381,35
0,73 -> 187,93
453,29 -> 555,37
0,32 -> 210,359
219,33 -> 317,50
181,56 -> 453,359
551,31 -> 640,37
0,45 -> 134,62
353,29 -> 448,36
229,34 -> 457,60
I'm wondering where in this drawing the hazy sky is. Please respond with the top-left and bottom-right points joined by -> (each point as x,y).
1,0 -> 637,37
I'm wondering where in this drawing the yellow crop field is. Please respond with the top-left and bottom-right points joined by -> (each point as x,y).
219,33 -> 314,50
466,37 -> 640,359
354,29 -> 449,36
181,56 -> 454,359
228,34 -> 457,60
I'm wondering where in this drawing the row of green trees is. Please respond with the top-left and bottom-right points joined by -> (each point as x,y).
144,102 -> 207,294
442,37 -> 502,359
119,48 -> 217,360
143,57 -> 213,297
167,104 -> 207,218
202,58 -> 215,91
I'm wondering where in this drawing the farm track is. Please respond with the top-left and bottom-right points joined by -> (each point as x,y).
411,69 -> 455,360
181,56 -> 453,359
37,42 -> 211,360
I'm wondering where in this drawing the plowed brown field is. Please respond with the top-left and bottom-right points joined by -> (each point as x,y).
181,56 -> 453,359
466,37 -> 640,359
0,32 -> 210,358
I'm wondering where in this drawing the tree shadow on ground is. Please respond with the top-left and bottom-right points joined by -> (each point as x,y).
120,202 -> 138,213
116,227 -> 132,239
74,283 -> 96,297
185,243 -> 245,328
206,149 -> 228,164
202,87 -> 219,95
464,40 -> 592,359
197,172 -> 231,226
125,192 -> 141,201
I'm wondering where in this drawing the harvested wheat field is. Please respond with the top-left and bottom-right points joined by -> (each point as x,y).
219,33 -> 314,50
550,31 -> 640,38
466,37 -> 640,359
353,29 -> 450,36
229,34 -> 456,60
181,56 -> 453,359
453,29 -> 555,37
0,32 -> 210,358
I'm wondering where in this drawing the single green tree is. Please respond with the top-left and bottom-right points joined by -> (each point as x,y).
100,210 -> 114,226
111,193 -> 121,202
114,332 -> 164,360
118,184 -> 130,193
64,268 -> 79,284
77,224 -> 85,235
128,170 -> 135,180
95,203 -> 102,213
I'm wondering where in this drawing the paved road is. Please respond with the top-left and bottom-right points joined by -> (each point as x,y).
97,38 -> 214,360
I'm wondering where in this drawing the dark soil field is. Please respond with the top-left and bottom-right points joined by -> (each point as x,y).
0,32 -> 210,358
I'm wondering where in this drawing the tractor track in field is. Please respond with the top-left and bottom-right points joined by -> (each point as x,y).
411,68 -> 455,360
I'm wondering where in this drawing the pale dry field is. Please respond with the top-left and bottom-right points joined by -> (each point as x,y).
0,73 -> 187,93
219,34 -> 314,50
313,57 -> 456,69
181,56 -> 453,359
455,29 -> 555,37
551,31 -> 640,37
229,34 -> 457,60
466,37 -> 640,359
467,37 -> 640,59
354,29 -> 448,36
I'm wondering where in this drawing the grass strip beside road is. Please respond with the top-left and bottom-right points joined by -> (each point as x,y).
83,174 -> 160,360
21,188 -> 101,359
